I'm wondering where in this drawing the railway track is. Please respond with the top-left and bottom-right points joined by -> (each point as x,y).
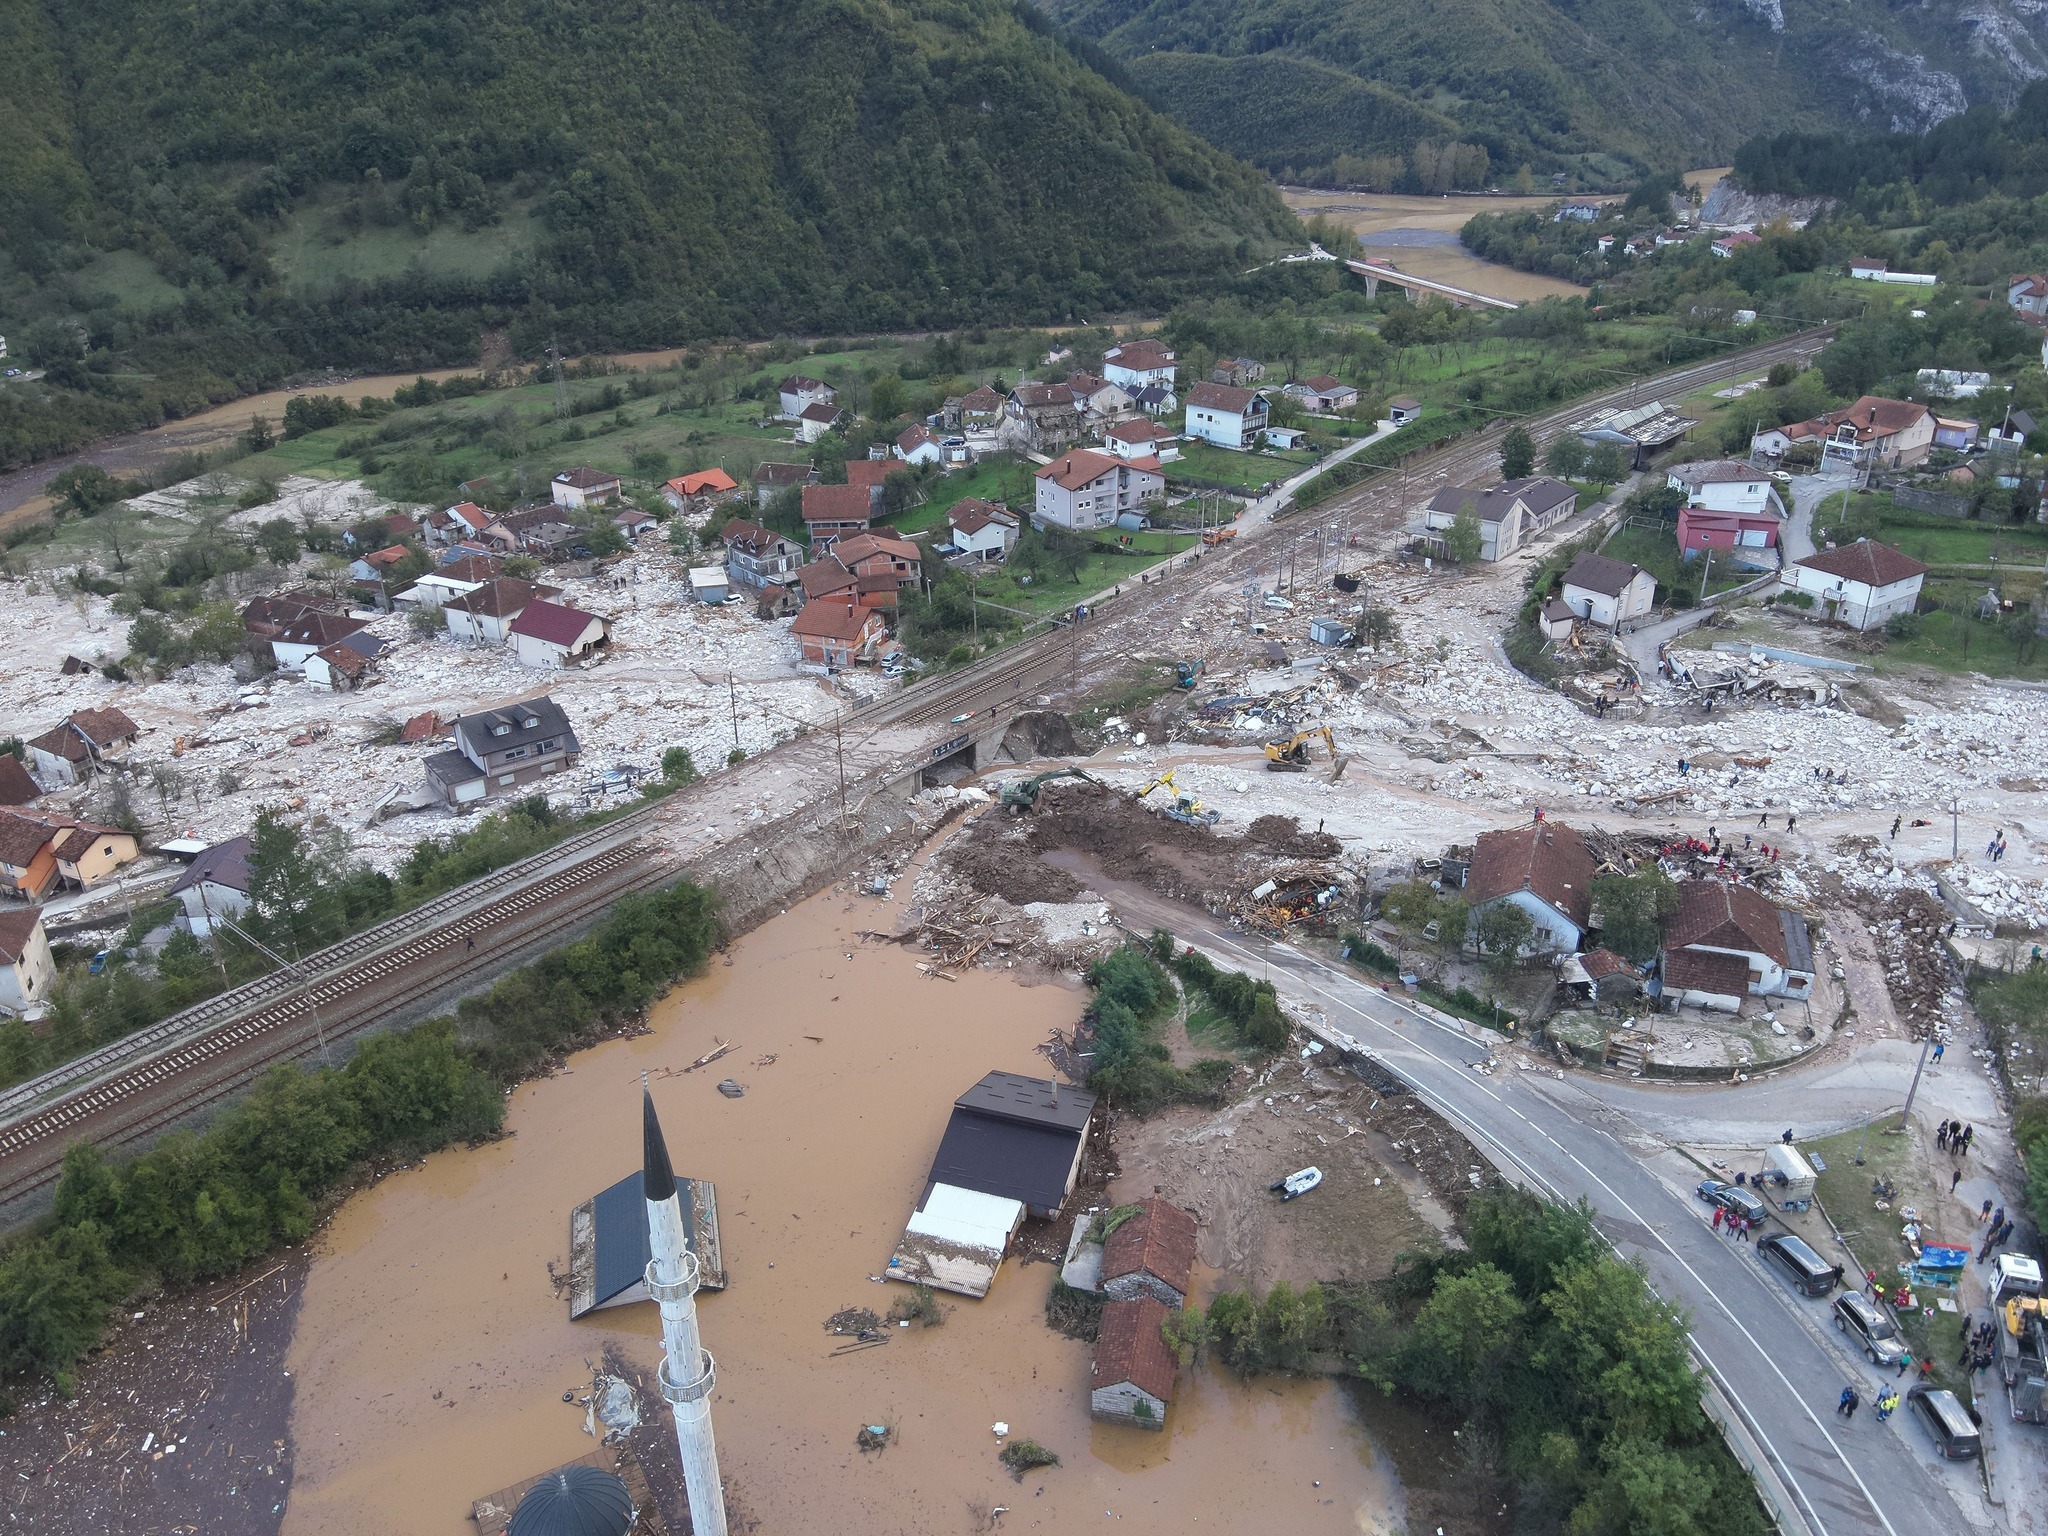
0,326 -> 1835,1212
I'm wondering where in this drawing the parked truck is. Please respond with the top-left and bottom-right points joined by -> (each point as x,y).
2002,1294 -> 2048,1424
1762,1145 -> 1817,1212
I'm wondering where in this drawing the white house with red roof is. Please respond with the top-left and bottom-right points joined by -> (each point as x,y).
508,599 -> 612,668
1710,231 -> 1761,259
776,374 -> 837,420
894,423 -> 944,467
1780,540 -> 1928,630
1034,450 -> 1164,531
947,499 -> 1018,561
1183,381 -> 1268,450
1101,418 -> 1180,463
1101,339 -> 1176,391
2009,274 -> 2048,318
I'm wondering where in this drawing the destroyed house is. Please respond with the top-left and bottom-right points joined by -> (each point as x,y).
25,707 -> 139,787
564,1170 -> 724,1320
425,696 -> 581,805
1463,822 -> 1595,954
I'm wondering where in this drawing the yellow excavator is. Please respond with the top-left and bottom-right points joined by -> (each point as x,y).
1264,725 -> 1336,773
1136,769 -> 1220,827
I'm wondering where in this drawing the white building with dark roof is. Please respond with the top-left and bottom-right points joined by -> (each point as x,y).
1421,477 -> 1578,561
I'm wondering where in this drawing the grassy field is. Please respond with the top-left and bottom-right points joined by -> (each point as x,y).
68,250 -> 185,314
1872,605 -> 2048,681
1816,491 -> 2048,569
1807,1122 -> 1969,1398
1604,523 -> 1753,601
1170,439 -> 1317,492
268,190 -> 547,286
892,460 -> 1033,536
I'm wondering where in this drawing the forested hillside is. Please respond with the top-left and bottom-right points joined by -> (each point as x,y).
1043,0 -> 2048,187
0,0 -> 1292,470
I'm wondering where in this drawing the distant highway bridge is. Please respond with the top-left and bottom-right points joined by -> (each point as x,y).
1345,258 -> 1519,311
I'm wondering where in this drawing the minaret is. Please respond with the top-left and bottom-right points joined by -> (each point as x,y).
643,1087 -> 728,1536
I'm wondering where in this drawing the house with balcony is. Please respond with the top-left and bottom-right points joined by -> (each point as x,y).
1183,381 -> 1268,450
423,696 -> 582,805
1034,449 -> 1164,531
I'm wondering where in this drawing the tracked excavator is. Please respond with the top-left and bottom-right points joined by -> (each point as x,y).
1136,769 -> 1220,827
1264,726 -> 1336,773
998,766 -> 1099,812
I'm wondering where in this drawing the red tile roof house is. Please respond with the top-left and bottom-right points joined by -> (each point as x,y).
1102,417 -> 1180,463
550,466 -> 622,510
1034,449 -> 1164,532
25,707 -> 139,788
1282,375 -> 1359,414
947,499 -> 1019,561
1461,822 -> 1596,955
1099,1197 -> 1198,1307
1101,338 -> 1177,391
508,600 -> 613,669
271,610 -> 372,671
843,459 -> 894,512
1756,396 -> 1934,470
1779,540 -> 1929,632
751,461 -> 818,509
0,754 -> 42,807
894,423 -> 944,467
443,578 -> 562,644
1091,1296 -> 1177,1429
661,467 -> 740,511
791,600 -> 885,668
796,400 -> 846,444
802,483 -> 874,549
1658,879 -> 1815,1008
831,531 -> 921,591
427,500 -> 497,548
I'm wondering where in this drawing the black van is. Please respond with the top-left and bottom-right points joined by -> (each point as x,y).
1832,1290 -> 1908,1367
1757,1233 -> 1843,1296
1907,1386 -> 1982,1461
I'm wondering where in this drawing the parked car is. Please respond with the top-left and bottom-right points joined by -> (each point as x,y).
1832,1291 -> 1909,1367
1696,1179 -> 1768,1225
1906,1386 -> 1982,1460
1757,1232 -> 1843,1296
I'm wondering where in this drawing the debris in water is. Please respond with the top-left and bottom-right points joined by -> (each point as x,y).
717,1079 -> 746,1098
857,1423 -> 892,1453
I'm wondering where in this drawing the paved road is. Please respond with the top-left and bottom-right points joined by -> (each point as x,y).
1096,880 -> 1974,1536
1785,469 -> 1857,564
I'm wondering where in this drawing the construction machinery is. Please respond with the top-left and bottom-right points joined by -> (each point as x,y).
2002,1294 -> 2048,1423
1136,769 -> 1220,827
1175,658 -> 1204,690
1264,725 -> 1337,773
1201,527 -> 1237,546
998,767 -> 1099,812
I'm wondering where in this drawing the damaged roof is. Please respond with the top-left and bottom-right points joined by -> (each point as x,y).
1664,879 -> 1796,965
1465,822 -> 1595,927
1101,1196 -> 1197,1295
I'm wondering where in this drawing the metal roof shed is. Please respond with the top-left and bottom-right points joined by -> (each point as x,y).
565,1170 -> 725,1319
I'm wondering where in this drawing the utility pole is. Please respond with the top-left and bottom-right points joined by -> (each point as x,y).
834,711 -> 848,830
1898,1035 -> 1933,1131
1950,796 -> 1961,860
1698,546 -> 1713,604
547,343 -> 568,420
727,672 -> 740,756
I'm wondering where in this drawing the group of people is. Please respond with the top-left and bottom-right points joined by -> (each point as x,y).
1987,829 -> 2010,863
1959,1315 -> 2000,1374
1709,1204 -> 1755,1241
1755,808 -> 1799,832
1938,1119 -> 1975,1156
1835,1385 -> 1903,1422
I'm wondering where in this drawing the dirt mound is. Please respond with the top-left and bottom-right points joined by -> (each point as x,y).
946,832 -> 1087,905
998,711 -> 1079,761
1020,782 -> 1245,907
1245,814 -> 1341,859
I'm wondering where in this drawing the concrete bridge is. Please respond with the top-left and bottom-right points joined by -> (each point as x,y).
1345,258 -> 1519,312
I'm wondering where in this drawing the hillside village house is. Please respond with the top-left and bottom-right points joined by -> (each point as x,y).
26,707 -> 138,787
830,531 -> 921,593
550,467 -> 621,509
1780,540 -> 1928,631
2010,274 -> 2048,318
1665,460 -> 1786,562
1282,375 -> 1359,414
1658,879 -> 1815,1011
1102,417 -> 1180,463
1101,339 -> 1176,391
612,507 -> 658,540
791,600 -> 885,668
718,519 -> 804,590
796,401 -> 846,443
1133,382 -> 1177,417
169,835 -> 252,938
443,578 -> 561,644
947,500 -> 1019,561
0,809 -> 139,899
661,467 -> 739,512
1463,821 -> 1595,954
508,600 -> 611,668
776,375 -> 837,420
1211,357 -> 1264,387
752,461 -> 816,508
1753,396 -> 1935,470
1555,200 -> 1601,222
1422,477 -> 1578,562
423,696 -> 581,805
1034,449 -> 1164,531
1559,553 -> 1657,630
1387,397 -> 1422,427
1934,415 -> 1982,451
0,908 -> 54,1018
801,483 -> 873,548
426,501 -> 497,547
1066,371 -> 1134,425
1710,231 -> 1761,258
401,552 -> 506,610
894,423 -> 944,467
1002,383 -> 1083,454
1183,381 -> 1269,450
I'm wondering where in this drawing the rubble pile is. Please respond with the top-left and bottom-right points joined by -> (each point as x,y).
2,544 -> 883,869
1865,890 -> 1963,1040
1664,648 -> 1837,707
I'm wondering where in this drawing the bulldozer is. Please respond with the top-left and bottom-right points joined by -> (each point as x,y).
998,767 -> 1099,812
1264,725 -> 1337,773
1136,769 -> 1220,827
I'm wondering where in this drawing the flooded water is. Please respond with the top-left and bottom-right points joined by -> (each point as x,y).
281,867 -> 1406,1534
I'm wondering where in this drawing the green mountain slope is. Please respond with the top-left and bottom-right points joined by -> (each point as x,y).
0,0 -> 1293,467
1044,0 -> 2048,181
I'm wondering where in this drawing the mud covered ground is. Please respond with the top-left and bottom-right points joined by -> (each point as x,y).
0,1251 -> 306,1536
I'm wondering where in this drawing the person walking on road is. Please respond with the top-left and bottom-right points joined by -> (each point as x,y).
466,935 -> 475,952
1982,1199 -> 1996,1224
1938,1119 -> 1952,1149
1712,1205 -> 1725,1233
1933,1039 -> 1945,1063
1875,1389 -> 1900,1423
1890,815 -> 1901,841
1837,1386 -> 1860,1419
1952,1168 -> 1963,1194
1963,1124 -> 1975,1153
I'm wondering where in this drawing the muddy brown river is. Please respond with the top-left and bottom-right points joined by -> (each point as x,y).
279,872 -> 1406,1534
